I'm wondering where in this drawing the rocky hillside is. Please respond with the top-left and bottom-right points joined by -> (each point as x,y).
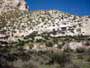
31,10 -> 90,36
0,10 -> 90,41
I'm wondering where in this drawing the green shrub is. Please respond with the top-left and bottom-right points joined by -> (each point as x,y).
76,47 -> 85,53
45,41 -> 53,47
48,52 -> 71,66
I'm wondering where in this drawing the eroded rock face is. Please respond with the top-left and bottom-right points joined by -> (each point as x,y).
0,0 -> 28,13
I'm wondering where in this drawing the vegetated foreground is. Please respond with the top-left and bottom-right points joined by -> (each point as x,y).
0,9 -> 90,68
0,35 -> 90,68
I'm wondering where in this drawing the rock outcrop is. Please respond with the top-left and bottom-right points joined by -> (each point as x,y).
0,0 -> 28,13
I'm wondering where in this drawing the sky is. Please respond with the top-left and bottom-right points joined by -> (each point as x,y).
26,0 -> 90,16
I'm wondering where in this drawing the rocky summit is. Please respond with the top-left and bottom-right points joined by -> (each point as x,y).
0,0 -> 28,13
